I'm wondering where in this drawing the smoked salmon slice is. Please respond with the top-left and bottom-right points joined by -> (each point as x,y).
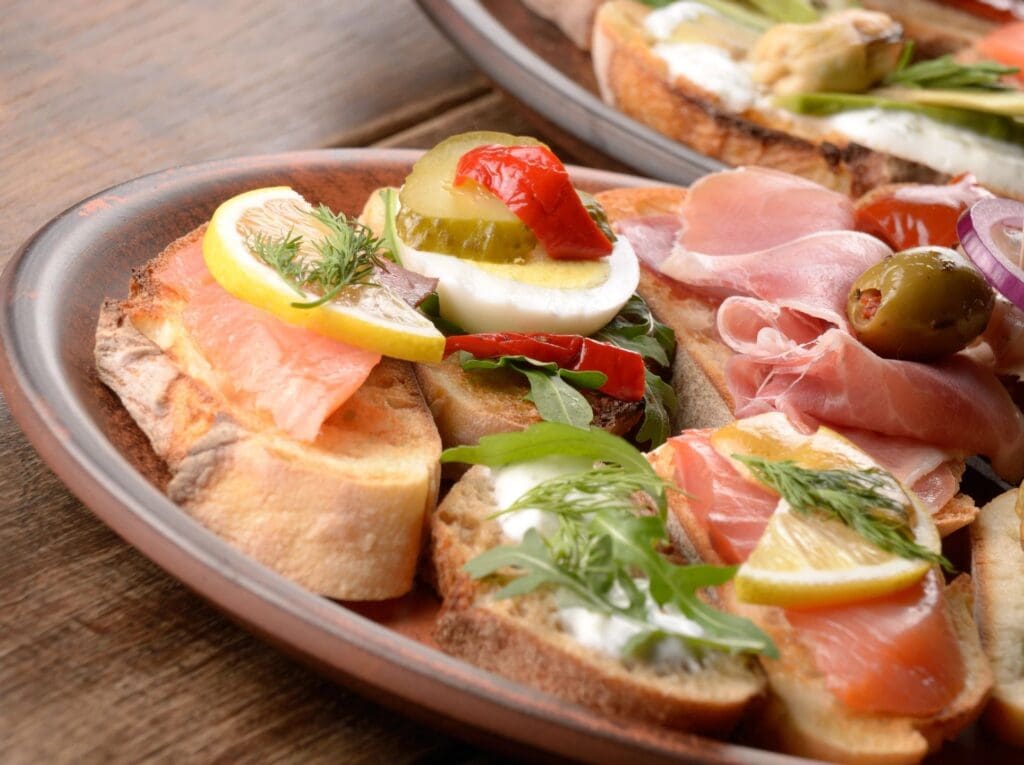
152,236 -> 380,442
669,429 -> 966,717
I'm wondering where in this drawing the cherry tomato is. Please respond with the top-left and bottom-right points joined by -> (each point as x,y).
453,144 -> 614,260
854,174 -> 992,251
445,332 -> 646,401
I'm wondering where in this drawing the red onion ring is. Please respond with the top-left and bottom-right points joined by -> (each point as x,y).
957,197 -> 1024,311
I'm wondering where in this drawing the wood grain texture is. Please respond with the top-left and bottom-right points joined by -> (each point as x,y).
0,1 -> 516,763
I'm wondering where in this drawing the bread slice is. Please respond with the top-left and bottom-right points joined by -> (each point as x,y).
592,1 -> 953,198
649,445 -> 993,764
430,463 -> 766,733
595,185 -> 981,537
95,227 -> 442,600
971,489 -> 1024,746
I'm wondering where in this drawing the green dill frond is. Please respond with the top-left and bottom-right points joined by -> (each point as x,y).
735,455 -> 952,571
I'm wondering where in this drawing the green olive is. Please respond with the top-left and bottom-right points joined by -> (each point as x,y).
847,247 -> 995,361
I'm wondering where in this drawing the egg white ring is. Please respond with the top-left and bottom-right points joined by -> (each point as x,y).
397,235 -> 640,335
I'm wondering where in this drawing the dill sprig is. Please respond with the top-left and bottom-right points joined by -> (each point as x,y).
452,424 -> 778,658
247,205 -> 388,309
735,455 -> 952,571
885,43 -> 1018,91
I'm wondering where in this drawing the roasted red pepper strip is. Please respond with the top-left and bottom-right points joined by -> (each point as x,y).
453,144 -> 614,260
445,332 -> 646,402
854,174 -> 993,251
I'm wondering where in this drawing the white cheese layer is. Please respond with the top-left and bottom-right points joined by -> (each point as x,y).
824,108 -> 1024,197
650,42 -> 757,112
489,459 -> 704,668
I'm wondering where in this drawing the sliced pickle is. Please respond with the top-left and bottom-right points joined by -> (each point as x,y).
398,131 -> 542,262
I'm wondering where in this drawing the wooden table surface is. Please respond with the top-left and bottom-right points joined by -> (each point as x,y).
0,2 -> 608,761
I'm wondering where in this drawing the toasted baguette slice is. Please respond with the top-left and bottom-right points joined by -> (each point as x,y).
95,227 -> 442,600
592,1 -> 956,198
430,464 -> 766,733
972,489 -> 1024,746
649,445 -> 993,764
595,185 -> 981,536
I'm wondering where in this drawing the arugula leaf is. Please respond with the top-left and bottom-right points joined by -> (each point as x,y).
595,294 -> 679,448
458,352 -> 605,428
460,353 -> 606,390
459,453 -> 777,657
594,294 -> 674,368
521,368 -> 595,428
637,371 -> 678,449
441,421 -> 657,478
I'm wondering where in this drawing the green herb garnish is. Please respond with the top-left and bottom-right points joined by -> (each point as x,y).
734,455 -> 953,571
449,424 -> 778,657
248,206 -> 390,309
885,44 -> 1018,91
595,294 -> 679,448
459,352 -> 605,429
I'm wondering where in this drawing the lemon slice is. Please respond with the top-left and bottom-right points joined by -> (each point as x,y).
202,187 -> 444,362
733,493 -> 940,608
718,413 -> 943,608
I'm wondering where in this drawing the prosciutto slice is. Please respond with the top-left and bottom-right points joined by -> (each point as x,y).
678,167 -> 855,255
726,328 -> 1024,481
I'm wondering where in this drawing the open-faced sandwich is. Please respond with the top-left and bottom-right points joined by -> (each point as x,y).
97,131 -> 1024,758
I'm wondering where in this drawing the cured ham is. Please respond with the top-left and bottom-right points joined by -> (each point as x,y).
726,329 -> 1024,482
618,165 -> 1024,484
670,429 -> 966,717
153,236 -> 380,442
678,167 -> 855,255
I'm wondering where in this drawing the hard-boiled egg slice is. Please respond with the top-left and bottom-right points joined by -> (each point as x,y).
397,233 -> 639,335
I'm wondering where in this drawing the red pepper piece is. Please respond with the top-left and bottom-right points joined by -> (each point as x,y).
453,144 -> 614,260
444,332 -> 646,402
575,337 -> 647,401
854,174 -> 992,251
445,333 -> 579,366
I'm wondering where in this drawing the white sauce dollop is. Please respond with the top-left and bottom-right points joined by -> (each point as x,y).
489,459 -> 705,669
651,42 -> 757,112
824,108 -> 1024,197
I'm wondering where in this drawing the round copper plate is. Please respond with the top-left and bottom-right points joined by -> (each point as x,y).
0,150 -> 1000,764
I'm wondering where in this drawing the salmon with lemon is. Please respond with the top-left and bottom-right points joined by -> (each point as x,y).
652,413 -> 992,761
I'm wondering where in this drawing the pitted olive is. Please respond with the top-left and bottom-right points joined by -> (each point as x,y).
847,247 -> 995,361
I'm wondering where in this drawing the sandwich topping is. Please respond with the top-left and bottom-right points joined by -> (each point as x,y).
637,1 -> 1024,194
202,186 -> 445,362
671,414 -> 966,716
443,423 -> 778,664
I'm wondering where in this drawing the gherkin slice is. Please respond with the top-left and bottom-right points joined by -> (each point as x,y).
398,131 -> 542,262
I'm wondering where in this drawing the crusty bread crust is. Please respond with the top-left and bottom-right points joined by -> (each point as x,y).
95,227 -> 442,600
971,489 -> 1024,746
649,446 -> 993,764
431,464 -> 766,734
593,1 -> 950,198
595,185 -> 980,536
